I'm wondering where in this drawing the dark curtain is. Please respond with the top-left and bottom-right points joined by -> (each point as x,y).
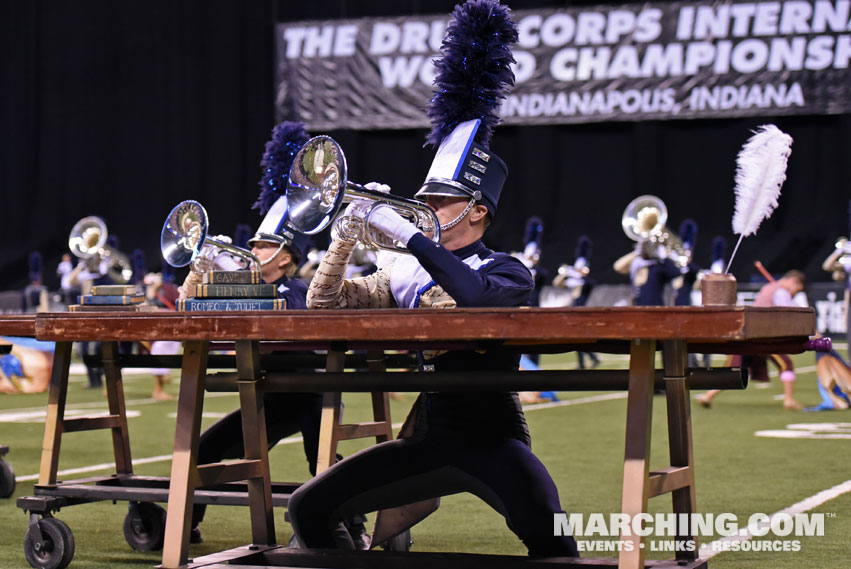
2,0 -> 850,293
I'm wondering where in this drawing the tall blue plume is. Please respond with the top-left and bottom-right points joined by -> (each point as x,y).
131,249 -> 147,285
425,0 -> 518,149
711,236 -> 728,263
679,219 -> 698,250
524,216 -> 543,246
575,235 -> 593,262
29,251 -> 43,283
255,121 -> 311,215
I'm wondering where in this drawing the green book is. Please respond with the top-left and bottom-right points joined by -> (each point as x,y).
204,270 -> 262,284
192,283 -> 276,299
91,284 -> 140,296
176,298 -> 286,311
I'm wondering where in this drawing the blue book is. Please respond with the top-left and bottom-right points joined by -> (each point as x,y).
78,294 -> 145,305
176,298 -> 287,311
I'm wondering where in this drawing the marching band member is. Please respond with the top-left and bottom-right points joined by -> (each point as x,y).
822,232 -> 851,362
553,235 -> 600,369
188,121 -> 330,543
289,1 -> 578,556
513,216 -> 558,403
614,239 -> 680,306
673,219 -> 700,308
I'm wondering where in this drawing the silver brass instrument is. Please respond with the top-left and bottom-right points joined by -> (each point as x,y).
286,136 -> 440,253
160,200 -> 260,272
68,216 -> 133,283
836,237 -> 851,264
621,195 -> 689,267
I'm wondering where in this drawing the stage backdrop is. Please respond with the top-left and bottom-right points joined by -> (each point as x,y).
276,0 -> 851,129
2,0 -> 850,297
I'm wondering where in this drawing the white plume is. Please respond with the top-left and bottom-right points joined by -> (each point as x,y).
731,124 -> 792,237
725,124 -> 793,273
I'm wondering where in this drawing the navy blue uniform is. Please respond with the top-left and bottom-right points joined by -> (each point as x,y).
290,233 -> 579,556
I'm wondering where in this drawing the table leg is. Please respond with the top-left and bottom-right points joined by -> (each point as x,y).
317,350 -> 345,474
663,340 -> 697,562
235,340 -> 275,545
38,341 -> 72,486
162,340 -> 209,569
619,339 -> 656,569
102,341 -> 133,474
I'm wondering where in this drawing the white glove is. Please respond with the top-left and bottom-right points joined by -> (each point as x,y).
364,181 -> 391,194
367,205 -> 420,245
343,182 -> 391,220
343,199 -> 370,221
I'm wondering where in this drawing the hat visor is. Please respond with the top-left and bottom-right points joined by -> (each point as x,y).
415,179 -> 477,201
247,233 -> 284,247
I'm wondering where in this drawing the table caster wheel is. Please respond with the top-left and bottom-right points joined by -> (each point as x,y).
123,502 -> 166,551
23,517 -> 75,569
0,457 -> 15,498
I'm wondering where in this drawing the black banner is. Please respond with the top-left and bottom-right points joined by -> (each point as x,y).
276,0 -> 851,130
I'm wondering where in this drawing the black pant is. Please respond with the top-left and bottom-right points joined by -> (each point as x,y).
288,433 -> 579,557
192,391 -> 323,527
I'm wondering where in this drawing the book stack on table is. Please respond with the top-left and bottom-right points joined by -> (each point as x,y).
69,285 -> 155,312
175,270 -> 286,311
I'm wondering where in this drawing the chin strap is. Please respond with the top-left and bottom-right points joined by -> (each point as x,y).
258,242 -> 287,267
439,199 -> 477,232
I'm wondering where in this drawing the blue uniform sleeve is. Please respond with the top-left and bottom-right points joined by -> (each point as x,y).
660,258 -> 682,279
407,233 -> 534,308
278,278 -> 308,309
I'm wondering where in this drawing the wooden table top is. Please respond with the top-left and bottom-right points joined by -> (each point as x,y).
0,314 -> 37,337
33,307 -> 815,351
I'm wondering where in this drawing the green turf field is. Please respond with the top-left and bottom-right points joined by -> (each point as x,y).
0,348 -> 848,568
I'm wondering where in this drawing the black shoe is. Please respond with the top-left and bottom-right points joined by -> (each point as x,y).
190,527 -> 203,544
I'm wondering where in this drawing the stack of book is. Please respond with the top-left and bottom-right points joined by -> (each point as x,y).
70,285 -> 154,312
176,270 -> 286,311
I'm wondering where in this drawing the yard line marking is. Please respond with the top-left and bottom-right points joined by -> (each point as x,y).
0,391 -> 235,417
698,479 -> 851,560
15,423 -> 403,483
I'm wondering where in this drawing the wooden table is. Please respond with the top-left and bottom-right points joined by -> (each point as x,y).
30,306 -> 816,569
0,314 -> 37,337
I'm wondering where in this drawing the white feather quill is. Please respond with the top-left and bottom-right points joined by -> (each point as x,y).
725,125 -> 793,273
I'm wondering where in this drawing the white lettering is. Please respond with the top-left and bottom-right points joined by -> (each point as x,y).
377,55 -> 426,88
370,23 -> 400,55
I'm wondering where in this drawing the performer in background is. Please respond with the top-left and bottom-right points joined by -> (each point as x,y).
513,217 -> 557,403
614,240 -> 680,306
822,233 -> 851,362
0,337 -> 54,394
809,223 -> 851,410
698,270 -> 807,410
553,235 -> 599,369
708,236 -> 728,275
672,220 -> 707,368
289,2 -> 578,556
672,219 -> 700,308
23,252 -> 49,312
